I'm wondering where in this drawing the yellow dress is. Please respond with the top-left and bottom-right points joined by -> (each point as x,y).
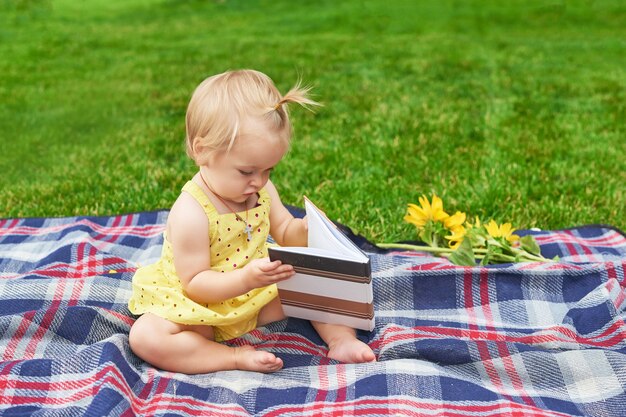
128,181 -> 277,341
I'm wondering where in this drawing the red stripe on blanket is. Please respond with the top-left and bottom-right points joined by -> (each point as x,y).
68,242 -> 87,306
314,365 -> 329,403
406,262 -> 460,271
566,230 -> 594,256
481,269 -> 536,408
336,364 -> 348,404
3,256 -> 135,280
481,279 -> 517,404
0,360 -> 20,402
260,396 -> 574,417
536,231 -> 626,248
2,311 -> 37,361
229,330 -> 332,359
0,218 -> 19,231
606,264 -> 626,310
470,270 -> 510,402
24,301 -> 63,360
105,213 -> 125,244
2,306 -> 134,363
375,320 -> 626,350
0,218 -> 164,238
2,365 -> 250,416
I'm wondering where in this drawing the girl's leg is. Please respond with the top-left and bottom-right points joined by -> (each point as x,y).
257,297 -> 375,363
311,321 -> 376,363
128,313 -> 283,374
257,296 -> 287,326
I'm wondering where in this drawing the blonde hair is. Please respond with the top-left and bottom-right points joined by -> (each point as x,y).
185,69 -> 320,164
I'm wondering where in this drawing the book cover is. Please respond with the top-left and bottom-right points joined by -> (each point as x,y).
269,198 -> 374,331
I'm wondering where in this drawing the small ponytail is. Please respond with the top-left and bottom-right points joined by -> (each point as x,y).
271,80 -> 322,113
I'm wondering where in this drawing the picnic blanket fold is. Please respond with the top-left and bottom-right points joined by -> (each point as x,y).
1,211 -> 626,416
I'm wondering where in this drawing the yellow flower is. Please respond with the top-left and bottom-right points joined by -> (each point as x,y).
404,194 -> 449,228
445,225 -> 467,249
442,211 -> 467,249
485,220 -> 520,243
444,211 -> 466,230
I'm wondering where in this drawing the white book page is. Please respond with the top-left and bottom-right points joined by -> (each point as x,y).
305,198 -> 368,262
272,246 -> 366,263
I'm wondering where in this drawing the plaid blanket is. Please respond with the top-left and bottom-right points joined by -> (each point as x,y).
1,211 -> 626,416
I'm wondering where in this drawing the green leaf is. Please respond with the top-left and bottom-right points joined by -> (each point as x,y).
448,239 -> 477,266
520,235 -> 541,256
418,229 -> 431,246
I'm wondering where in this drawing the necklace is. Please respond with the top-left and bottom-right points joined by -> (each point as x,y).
198,171 -> 253,241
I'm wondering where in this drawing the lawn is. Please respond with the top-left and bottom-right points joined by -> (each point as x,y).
0,0 -> 624,242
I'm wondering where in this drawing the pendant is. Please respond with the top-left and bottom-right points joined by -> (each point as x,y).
244,224 -> 252,241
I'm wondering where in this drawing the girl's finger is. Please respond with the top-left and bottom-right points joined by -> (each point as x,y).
259,259 -> 282,272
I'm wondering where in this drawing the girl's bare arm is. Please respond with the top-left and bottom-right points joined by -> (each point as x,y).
266,180 -> 308,247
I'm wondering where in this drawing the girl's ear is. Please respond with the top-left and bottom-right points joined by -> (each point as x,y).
192,137 -> 209,165
191,137 -> 204,157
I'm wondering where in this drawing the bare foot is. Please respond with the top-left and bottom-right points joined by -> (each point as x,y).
233,346 -> 283,373
327,338 -> 376,363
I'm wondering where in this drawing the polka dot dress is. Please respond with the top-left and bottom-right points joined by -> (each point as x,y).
128,181 -> 276,342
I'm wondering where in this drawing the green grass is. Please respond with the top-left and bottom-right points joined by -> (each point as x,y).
1,0 -> 624,242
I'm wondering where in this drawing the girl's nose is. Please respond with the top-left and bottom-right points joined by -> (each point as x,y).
250,173 -> 263,188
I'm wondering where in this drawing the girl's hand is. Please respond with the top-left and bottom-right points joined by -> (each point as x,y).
243,258 -> 295,289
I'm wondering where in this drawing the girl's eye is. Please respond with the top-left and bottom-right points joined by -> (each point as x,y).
238,170 -> 254,176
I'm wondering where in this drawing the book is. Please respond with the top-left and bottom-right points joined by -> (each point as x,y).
268,197 -> 374,331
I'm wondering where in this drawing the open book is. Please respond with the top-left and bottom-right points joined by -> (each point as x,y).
268,197 -> 374,331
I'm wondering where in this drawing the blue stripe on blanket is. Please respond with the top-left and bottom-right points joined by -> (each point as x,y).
1,211 -> 625,416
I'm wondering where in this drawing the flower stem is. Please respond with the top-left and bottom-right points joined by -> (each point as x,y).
377,243 -> 552,263
510,247 -> 551,262
377,243 -> 488,254
377,243 -> 453,253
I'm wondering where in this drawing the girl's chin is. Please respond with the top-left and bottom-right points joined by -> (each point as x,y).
232,193 -> 256,204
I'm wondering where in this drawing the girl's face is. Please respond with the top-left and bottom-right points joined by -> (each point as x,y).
202,117 -> 288,204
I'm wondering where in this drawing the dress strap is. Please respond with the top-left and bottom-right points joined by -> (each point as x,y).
182,181 -> 217,216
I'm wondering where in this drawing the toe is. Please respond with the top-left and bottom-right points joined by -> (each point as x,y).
259,351 -> 278,365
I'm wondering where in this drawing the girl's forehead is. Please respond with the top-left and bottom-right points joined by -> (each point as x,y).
235,117 -> 289,148
229,134 -> 288,167
239,115 -> 283,136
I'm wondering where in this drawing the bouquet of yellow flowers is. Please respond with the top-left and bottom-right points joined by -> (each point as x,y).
379,195 -> 557,266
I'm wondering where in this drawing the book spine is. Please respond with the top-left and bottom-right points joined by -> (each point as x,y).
268,248 -> 371,280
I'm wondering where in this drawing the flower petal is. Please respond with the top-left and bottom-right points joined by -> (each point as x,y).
445,226 -> 467,249
433,209 -> 450,222
404,213 -> 427,227
486,220 -> 500,237
405,204 -> 428,226
431,195 -> 443,211
507,233 -> 521,243
444,211 -> 466,229
418,195 -> 431,214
